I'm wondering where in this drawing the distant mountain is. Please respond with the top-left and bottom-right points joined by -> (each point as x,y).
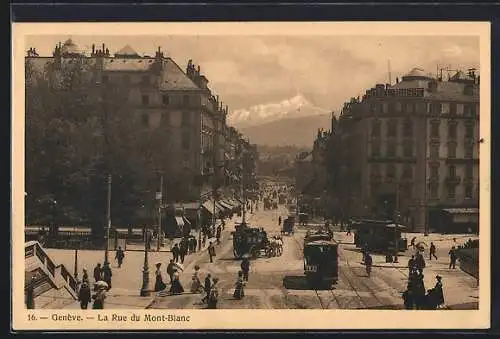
240,114 -> 332,147
228,94 -> 330,129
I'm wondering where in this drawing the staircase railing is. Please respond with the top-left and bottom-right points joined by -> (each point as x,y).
25,241 -> 78,298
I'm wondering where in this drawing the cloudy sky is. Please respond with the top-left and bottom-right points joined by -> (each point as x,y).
27,35 -> 479,113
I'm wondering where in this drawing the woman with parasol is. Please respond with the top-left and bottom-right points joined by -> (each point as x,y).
92,281 -> 108,309
169,268 -> 184,295
154,263 -> 167,292
190,265 -> 203,293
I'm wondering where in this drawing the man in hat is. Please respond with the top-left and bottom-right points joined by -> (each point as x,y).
202,273 -> 212,303
429,242 -> 438,261
78,282 -> 91,309
172,243 -> 180,263
101,263 -> 112,291
26,276 -> 36,309
93,263 -> 102,291
448,246 -> 457,269
115,246 -> 125,268
81,268 -> 89,284
208,242 -> 216,263
166,259 -> 176,284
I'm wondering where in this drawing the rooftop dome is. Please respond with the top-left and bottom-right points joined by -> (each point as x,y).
61,38 -> 81,55
401,67 -> 433,81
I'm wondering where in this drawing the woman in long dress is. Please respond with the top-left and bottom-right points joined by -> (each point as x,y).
190,265 -> 203,293
207,277 -> 219,309
233,271 -> 245,300
154,263 -> 166,292
169,269 -> 184,295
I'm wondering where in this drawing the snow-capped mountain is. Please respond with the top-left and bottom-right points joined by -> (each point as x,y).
227,94 -> 330,128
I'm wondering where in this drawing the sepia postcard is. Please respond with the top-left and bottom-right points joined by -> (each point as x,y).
12,22 -> 491,331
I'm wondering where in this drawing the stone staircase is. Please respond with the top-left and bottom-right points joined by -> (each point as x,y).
25,241 -> 79,309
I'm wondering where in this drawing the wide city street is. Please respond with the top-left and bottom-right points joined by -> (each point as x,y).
47,202 -> 479,310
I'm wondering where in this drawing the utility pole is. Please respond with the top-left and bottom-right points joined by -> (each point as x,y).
157,175 -> 164,252
104,174 -> 112,266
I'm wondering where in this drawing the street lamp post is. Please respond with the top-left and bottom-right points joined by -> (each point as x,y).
140,227 -> 151,296
74,224 -> 79,281
104,174 -> 112,267
156,175 -> 164,252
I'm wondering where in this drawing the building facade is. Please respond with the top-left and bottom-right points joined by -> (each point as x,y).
328,67 -> 480,232
26,39 -> 253,206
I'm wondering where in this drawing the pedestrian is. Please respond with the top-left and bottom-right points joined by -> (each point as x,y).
415,251 -> 426,274
93,263 -> 102,290
154,263 -> 167,292
169,269 -> 184,295
240,257 -> 250,282
414,273 -> 426,310
78,282 -> 91,309
362,243 -> 368,263
172,243 -> 180,263
190,236 -> 197,253
207,277 -> 219,309
216,225 -> 222,245
202,233 -> 207,248
278,216 -> 282,226
115,246 -> 125,268
208,241 -> 216,263
432,275 -> 445,309
26,276 -> 35,309
346,223 -> 351,236
166,259 -> 175,284
429,242 -> 438,261
179,240 -> 188,264
92,286 -> 107,309
190,265 -> 203,293
448,246 -> 457,269
102,263 -> 112,291
82,268 -> 89,284
203,273 -> 212,303
233,271 -> 245,300
410,237 -> 416,249
365,253 -> 373,277
408,255 -> 416,274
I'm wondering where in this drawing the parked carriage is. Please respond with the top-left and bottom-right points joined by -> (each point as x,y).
281,216 -> 295,235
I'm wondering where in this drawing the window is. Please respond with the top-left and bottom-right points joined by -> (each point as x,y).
430,164 -> 439,179
371,140 -> 381,156
449,103 -> 457,116
402,165 -> 413,179
371,164 -> 381,178
447,144 -> 456,158
182,111 -> 191,126
395,102 -> 402,113
430,184 -> 439,198
387,142 -> 396,157
430,122 -> 440,138
183,95 -> 190,106
142,94 -> 149,106
465,143 -> 473,158
371,120 -> 381,137
431,102 -> 442,115
465,185 -> 473,199
465,124 -> 474,139
447,185 -> 456,199
387,120 -> 397,137
141,113 -> 149,127
464,104 -> 473,117
448,122 -> 457,139
102,75 -> 109,83
162,94 -> 170,106
182,131 -> 191,150
403,119 -> 413,137
405,102 -> 414,114
448,165 -> 456,178
465,164 -> 473,179
403,141 -> 413,157
430,145 -> 439,159
386,164 -> 396,179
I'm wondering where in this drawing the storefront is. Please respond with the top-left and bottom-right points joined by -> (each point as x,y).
432,208 -> 479,234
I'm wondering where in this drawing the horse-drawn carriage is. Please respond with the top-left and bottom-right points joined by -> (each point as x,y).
281,216 -> 295,235
232,222 -> 283,258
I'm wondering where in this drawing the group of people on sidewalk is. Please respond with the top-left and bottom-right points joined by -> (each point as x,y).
409,237 -> 461,270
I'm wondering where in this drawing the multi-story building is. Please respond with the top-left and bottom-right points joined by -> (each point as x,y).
328,67 -> 480,233
26,38 -> 249,206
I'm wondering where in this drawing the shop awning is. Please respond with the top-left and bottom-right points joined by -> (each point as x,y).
443,208 -> 479,223
182,216 -> 191,226
219,200 -> 233,210
174,217 -> 185,227
202,200 -> 221,215
215,201 -> 228,212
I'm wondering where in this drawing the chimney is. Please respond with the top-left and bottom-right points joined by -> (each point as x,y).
396,77 -> 399,84
102,43 -> 105,52
92,44 -> 95,55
